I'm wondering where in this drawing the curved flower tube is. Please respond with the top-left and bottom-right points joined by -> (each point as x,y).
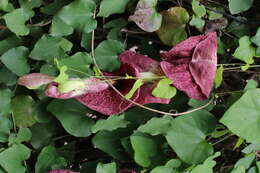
160,32 -> 217,100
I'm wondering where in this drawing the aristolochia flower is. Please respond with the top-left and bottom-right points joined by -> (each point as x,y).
76,51 -> 170,115
160,32 -> 217,100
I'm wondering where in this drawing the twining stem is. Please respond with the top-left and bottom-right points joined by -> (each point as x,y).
223,65 -> 260,71
90,8 -> 214,117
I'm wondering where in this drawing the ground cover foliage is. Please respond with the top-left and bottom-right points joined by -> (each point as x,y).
0,0 -> 260,172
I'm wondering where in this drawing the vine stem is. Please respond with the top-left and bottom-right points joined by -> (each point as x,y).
90,8 -> 214,117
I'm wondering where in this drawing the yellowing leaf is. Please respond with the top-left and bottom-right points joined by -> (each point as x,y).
152,78 -> 176,99
157,7 -> 189,46
214,65 -> 224,88
129,0 -> 162,32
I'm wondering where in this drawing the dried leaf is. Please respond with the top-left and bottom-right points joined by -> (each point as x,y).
129,0 -> 162,32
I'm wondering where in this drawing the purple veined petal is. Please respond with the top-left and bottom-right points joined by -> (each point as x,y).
18,73 -> 54,89
46,170 -> 79,173
160,61 -> 206,100
76,63 -> 140,115
160,32 -> 218,100
160,34 -> 206,62
119,51 -> 160,73
45,78 -> 109,99
189,32 -> 218,98
134,83 -> 171,105
118,169 -> 137,173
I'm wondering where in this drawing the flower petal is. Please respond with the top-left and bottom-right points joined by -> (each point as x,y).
135,83 -> 171,105
160,32 -> 217,100
45,78 -> 109,99
119,51 -> 160,73
161,34 -> 206,62
18,73 -> 54,89
160,61 -> 206,100
189,32 -> 218,97
76,64 -> 140,115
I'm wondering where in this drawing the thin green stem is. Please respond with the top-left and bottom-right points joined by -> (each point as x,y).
224,65 -> 260,71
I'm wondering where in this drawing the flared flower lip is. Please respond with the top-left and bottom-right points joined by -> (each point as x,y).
160,32 -> 218,100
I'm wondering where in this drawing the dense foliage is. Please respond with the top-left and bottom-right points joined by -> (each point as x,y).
0,0 -> 260,173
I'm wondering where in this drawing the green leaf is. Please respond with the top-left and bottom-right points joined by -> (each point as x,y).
19,0 -> 42,12
252,27 -> 260,47
166,110 -> 216,164
95,40 -> 124,72
0,36 -> 22,55
137,115 -> 173,136
98,0 -> 130,17
188,99 -> 214,111
50,16 -> 73,37
191,152 -> 220,173
152,78 -> 177,99
150,166 -> 173,173
214,65 -> 224,88
234,153 -> 255,170
192,0 -> 206,17
190,15 -> 205,28
233,36 -> 256,64
0,46 -> 30,76
229,0 -> 254,14
220,89 -> 260,143
40,0 -> 70,15
53,66 -> 68,84
30,123 -> 56,149
55,0 -> 97,33
0,117 -> 12,143
129,0 -> 162,32
0,144 -> 31,173
0,67 -> 17,86
130,133 -> 158,167
244,79 -> 258,91
47,99 -> 95,137
35,145 -> 67,173
96,162 -> 116,173
92,114 -> 130,133
125,79 -> 144,99
231,166 -> 246,173
92,129 -> 130,160
11,95 -> 37,127
208,7 -> 223,20
3,8 -> 32,36
30,35 -> 70,62
242,143 -> 260,154
8,128 -> 32,145
59,52 -> 93,77
157,7 -> 189,46
0,0 -> 14,12
0,88 -> 12,116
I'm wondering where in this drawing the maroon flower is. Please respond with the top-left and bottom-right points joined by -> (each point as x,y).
46,170 -> 79,173
76,51 -> 170,115
160,32 -> 217,100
